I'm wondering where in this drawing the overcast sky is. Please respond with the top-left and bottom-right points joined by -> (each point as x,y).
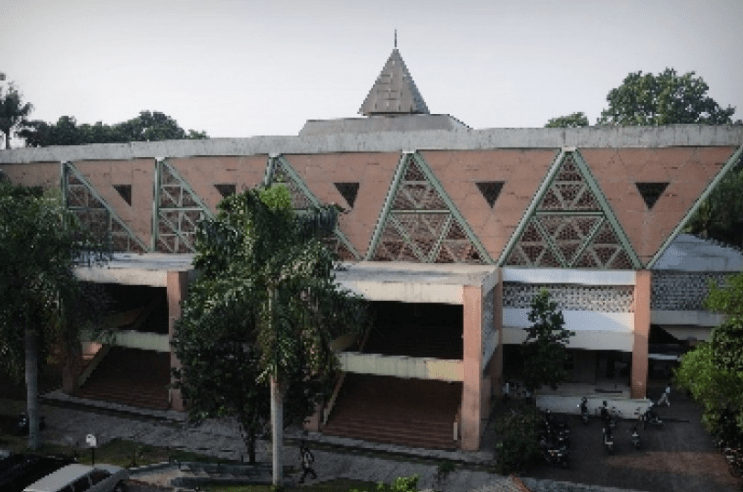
2,0 -> 742,139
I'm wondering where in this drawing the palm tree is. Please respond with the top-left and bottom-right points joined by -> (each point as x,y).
0,183 -> 108,449
185,184 -> 365,486
0,81 -> 33,149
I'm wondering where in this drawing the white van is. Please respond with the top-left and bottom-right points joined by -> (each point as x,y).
22,463 -> 128,492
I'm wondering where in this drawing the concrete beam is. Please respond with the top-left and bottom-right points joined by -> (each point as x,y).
2,126 -> 741,164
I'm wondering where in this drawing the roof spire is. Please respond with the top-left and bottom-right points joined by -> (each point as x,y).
358,41 -> 429,116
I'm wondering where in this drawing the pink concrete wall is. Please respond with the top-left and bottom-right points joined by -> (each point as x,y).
581,147 -> 736,266
283,153 -> 401,257
169,155 -> 268,213
1,162 -> 61,189
420,149 -> 558,262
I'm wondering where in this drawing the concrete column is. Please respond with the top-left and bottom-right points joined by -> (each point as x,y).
631,270 -> 651,399
167,270 -> 190,411
461,285 -> 483,451
490,269 -> 504,399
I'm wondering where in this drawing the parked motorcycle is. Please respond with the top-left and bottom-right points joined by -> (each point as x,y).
539,437 -> 570,468
602,424 -> 615,454
540,410 -> 571,448
578,397 -> 590,425
630,425 -> 642,450
640,403 -> 664,430
15,412 -> 46,436
600,401 -> 618,430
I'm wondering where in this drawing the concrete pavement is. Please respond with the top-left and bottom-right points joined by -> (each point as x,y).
0,392 -> 665,492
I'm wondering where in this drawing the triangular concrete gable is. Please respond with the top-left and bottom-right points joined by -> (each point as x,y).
282,153 -> 401,258
581,147 -> 737,266
72,159 -> 154,248
420,149 -> 558,263
168,155 -> 269,214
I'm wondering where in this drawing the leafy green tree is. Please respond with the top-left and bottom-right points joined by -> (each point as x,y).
19,111 -> 208,147
494,407 -> 541,474
545,112 -> 589,128
521,289 -> 574,393
172,184 -> 366,485
598,68 -> 736,126
684,156 -> 743,248
676,272 -> 743,440
0,183 -> 107,449
0,80 -> 33,149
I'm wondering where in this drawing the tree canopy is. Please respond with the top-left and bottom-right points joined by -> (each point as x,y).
520,289 -> 574,392
172,184 -> 366,483
676,272 -> 743,442
0,80 -> 33,149
683,155 -> 743,248
598,68 -> 736,126
19,110 -> 208,147
545,112 -> 589,128
0,182 -> 108,448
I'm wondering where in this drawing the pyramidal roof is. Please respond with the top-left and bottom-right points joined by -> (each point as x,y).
359,48 -> 429,116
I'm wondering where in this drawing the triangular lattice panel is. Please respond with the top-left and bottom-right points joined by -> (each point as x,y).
504,152 -> 637,269
371,155 -> 485,264
64,164 -> 146,253
155,161 -> 211,253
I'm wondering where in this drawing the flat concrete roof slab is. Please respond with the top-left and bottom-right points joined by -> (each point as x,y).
75,253 -> 195,287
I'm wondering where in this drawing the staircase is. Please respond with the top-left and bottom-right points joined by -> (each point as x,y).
75,347 -> 170,410
323,374 -> 461,450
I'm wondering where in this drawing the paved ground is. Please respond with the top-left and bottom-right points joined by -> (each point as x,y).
1,385 -> 741,492
512,385 -> 741,492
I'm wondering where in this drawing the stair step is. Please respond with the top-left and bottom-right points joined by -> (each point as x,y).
76,347 -> 171,410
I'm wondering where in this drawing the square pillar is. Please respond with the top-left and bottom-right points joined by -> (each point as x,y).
462,285 -> 483,451
631,270 -> 651,399
167,270 -> 190,412
490,269 -> 504,399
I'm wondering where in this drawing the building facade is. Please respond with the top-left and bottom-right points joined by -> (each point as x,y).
1,47 -> 742,451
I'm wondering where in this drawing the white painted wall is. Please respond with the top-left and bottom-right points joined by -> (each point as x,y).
338,352 -> 463,382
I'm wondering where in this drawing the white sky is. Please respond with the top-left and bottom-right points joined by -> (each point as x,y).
2,0 -> 742,138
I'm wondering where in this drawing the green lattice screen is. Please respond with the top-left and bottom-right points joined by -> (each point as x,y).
268,157 -> 360,261
63,162 -> 146,253
503,153 -> 638,269
154,160 -> 212,253
371,154 -> 487,264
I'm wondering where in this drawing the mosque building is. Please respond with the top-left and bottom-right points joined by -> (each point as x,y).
1,44 -> 741,451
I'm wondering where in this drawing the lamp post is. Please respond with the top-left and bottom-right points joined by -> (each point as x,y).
86,434 -> 97,466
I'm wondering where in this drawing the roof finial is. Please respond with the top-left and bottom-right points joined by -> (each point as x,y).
394,29 -> 397,49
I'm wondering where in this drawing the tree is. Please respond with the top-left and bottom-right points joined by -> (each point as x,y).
0,80 -> 33,149
494,407 -> 541,474
19,111 -> 208,147
598,68 -> 736,126
676,272 -> 743,441
0,183 -> 108,449
545,112 -> 589,128
172,184 -> 366,486
520,289 -> 574,393
684,156 -> 743,248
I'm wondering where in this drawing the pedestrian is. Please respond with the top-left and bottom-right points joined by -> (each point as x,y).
298,440 -> 317,484
657,384 -> 671,407
502,380 -> 510,404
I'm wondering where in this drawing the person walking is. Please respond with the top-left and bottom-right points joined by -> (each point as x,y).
657,384 -> 671,407
298,441 -> 317,484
